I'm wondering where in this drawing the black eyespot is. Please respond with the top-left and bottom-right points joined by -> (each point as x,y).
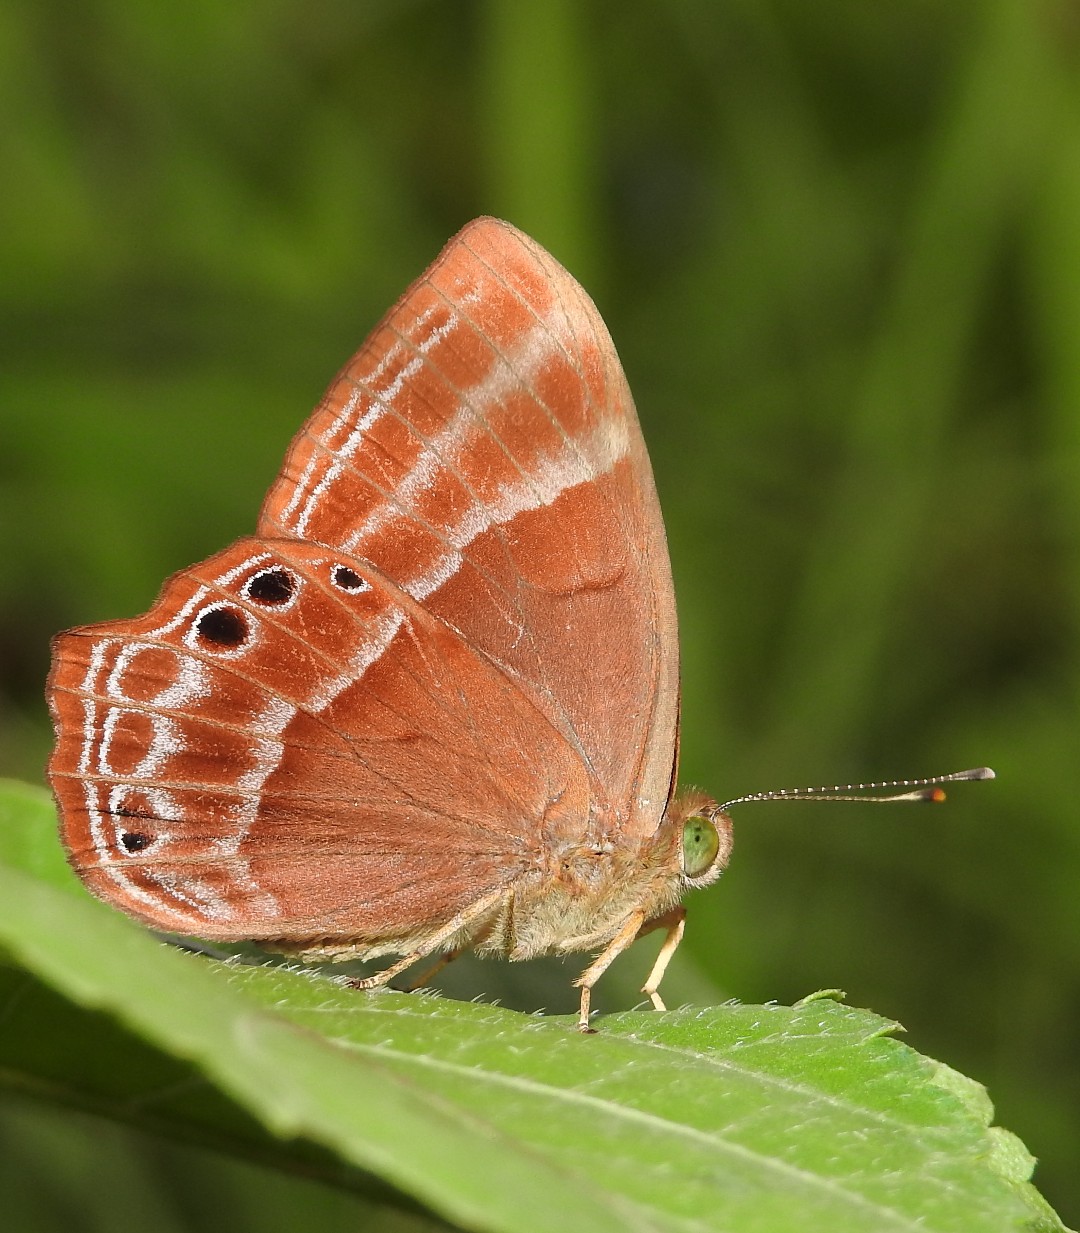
246,567 -> 295,605
195,605 -> 248,647
331,564 -> 368,593
119,831 -> 153,853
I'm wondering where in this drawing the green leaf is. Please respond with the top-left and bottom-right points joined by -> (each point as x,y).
0,782 -> 1067,1233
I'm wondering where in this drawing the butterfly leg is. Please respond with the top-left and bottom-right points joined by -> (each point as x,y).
573,908 -> 647,1033
637,906 -> 686,1011
404,949 -> 462,992
347,886 -> 508,992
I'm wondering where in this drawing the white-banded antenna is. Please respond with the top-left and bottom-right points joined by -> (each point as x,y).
718,766 -> 995,813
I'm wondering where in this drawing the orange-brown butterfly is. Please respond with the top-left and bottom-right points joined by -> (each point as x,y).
47,218 -> 992,1029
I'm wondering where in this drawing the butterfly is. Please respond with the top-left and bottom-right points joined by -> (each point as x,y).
46,218 -> 728,1030
47,217 -> 990,1030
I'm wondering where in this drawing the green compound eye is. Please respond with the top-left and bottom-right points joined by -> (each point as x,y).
681,815 -> 720,878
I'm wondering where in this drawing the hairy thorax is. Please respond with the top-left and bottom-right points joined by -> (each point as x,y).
476,819 -> 687,961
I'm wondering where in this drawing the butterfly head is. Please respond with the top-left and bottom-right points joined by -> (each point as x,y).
665,789 -> 734,891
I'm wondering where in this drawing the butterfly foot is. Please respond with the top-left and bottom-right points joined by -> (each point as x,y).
345,974 -> 384,991
576,986 -> 597,1034
642,988 -> 667,1012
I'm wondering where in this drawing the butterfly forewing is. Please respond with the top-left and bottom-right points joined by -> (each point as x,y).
259,220 -> 679,837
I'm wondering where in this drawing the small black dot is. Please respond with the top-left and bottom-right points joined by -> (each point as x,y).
247,567 -> 295,605
114,803 -> 150,819
196,606 -> 248,647
119,831 -> 153,853
332,565 -> 367,592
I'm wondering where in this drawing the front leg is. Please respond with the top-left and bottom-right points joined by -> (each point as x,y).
573,905 -> 689,1031
637,906 -> 686,1011
573,909 -> 647,1032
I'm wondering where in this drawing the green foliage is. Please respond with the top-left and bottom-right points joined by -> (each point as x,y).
0,782 -> 1066,1233
2,0 -> 1079,1227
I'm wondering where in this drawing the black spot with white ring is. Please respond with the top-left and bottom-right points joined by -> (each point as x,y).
331,564 -> 369,594
195,605 -> 248,648
244,566 -> 297,607
112,803 -> 156,854
119,830 -> 154,853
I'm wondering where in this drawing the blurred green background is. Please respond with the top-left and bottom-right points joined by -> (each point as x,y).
2,0 -> 1078,1228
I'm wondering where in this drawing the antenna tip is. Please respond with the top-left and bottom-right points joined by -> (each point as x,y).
964,767 -> 996,781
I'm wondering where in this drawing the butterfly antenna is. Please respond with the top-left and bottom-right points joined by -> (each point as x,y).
718,766 -> 995,813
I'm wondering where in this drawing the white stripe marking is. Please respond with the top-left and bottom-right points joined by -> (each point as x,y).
287,305 -> 454,537
305,608 -> 404,714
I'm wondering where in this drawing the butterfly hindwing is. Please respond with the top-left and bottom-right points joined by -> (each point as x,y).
48,537 -> 593,940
